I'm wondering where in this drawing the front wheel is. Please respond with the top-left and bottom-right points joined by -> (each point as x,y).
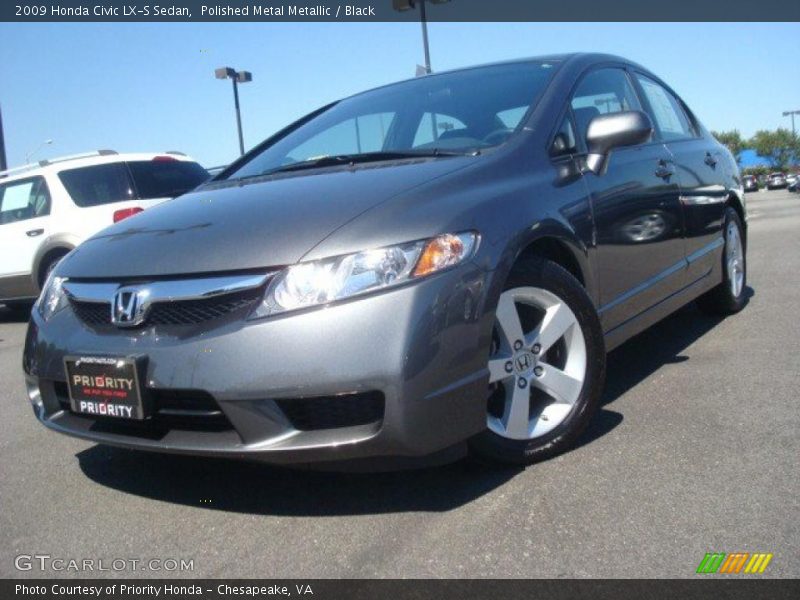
697,207 -> 747,315
469,258 -> 606,466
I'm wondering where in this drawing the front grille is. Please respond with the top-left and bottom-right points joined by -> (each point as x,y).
53,381 -> 233,432
70,287 -> 262,328
276,391 -> 385,431
71,301 -> 110,325
149,290 -> 258,325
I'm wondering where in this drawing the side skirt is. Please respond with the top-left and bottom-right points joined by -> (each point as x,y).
603,270 -> 719,352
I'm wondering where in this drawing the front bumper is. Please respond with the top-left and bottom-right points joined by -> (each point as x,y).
23,264 -> 494,465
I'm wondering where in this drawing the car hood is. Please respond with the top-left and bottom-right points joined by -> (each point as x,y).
58,157 -> 474,279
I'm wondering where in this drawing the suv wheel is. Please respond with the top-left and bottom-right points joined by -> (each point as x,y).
470,258 -> 606,465
2,301 -> 33,319
38,252 -> 68,289
697,207 -> 747,315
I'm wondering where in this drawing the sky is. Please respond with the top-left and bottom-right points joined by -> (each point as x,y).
1,22 -> 798,168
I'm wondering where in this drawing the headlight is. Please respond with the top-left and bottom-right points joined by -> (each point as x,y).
251,232 -> 478,318
37,274 -> 69,322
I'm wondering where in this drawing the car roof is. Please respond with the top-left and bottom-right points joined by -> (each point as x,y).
0,151 -> 197,183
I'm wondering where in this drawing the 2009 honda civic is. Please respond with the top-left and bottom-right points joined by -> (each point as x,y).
23,53 -> 747,467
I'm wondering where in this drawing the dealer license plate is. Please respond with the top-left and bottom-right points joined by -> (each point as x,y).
64,356 -> 147,420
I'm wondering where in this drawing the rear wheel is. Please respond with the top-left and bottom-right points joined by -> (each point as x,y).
697,207 -> 747,315
469,258 -> 606,465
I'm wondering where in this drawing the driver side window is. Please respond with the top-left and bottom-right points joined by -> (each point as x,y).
570,68 -> 641,142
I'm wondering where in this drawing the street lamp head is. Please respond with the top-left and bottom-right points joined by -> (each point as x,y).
215,67 -> 236,80
392,0 -> 414,10
237,71 -> 253,83
392,0 -> 450,10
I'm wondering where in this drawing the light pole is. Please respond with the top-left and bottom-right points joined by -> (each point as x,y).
392,0 -> 451,74
215,67 -> 253,156
25,139 -> 52,164
0,104 -> 7,172
783,110 -> 800,139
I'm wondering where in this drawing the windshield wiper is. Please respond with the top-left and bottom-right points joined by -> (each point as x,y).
257,149 -> 475,177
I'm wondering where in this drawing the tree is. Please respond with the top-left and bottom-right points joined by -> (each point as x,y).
749,128 -> 799,170
712,130 -> 745,164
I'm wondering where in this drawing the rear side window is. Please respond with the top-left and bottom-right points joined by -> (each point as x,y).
635,75 -> 695,141
570,68 -> 642,141
0,176 -> 51,225
59,163 -> 134,207
127,160 -> 209,199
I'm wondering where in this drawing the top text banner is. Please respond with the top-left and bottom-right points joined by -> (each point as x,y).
4,0 -> 800,22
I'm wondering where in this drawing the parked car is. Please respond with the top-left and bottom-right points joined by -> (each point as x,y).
785,173 -> 798,190
0,151 -> 208,311
742,174 -> 759,192
23,54 -> 747,468
766,172 -> 787,189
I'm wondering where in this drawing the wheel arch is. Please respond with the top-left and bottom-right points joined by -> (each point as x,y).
31,235 -> 77,290
727,190 -> 747,245
480,223 -> 597,352
510,223 -> 596,302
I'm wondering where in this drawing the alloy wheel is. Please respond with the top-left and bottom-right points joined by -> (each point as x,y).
487,287 -> 587,440
726,221 -> 744,298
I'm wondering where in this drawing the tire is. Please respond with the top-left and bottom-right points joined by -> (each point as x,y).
2,301 -> 34,320
696,207 -> 747,316
469,258 -> 606,466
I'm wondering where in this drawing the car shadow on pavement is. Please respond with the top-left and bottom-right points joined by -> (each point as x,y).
75,288 -> 751,516
600,286 -> 753,409
77,446 -> 521,514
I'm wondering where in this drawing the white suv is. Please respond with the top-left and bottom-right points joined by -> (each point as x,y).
0,150 -> 208,309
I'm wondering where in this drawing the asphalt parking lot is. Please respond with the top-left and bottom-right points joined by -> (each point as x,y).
1,189 -> 798,579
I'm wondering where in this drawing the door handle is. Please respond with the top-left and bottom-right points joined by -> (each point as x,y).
26,229 -> 44,237
704,152 -> 718,167
655,159 -> 674,180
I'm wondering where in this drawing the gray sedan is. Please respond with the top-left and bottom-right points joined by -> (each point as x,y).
23,54 -> 747,467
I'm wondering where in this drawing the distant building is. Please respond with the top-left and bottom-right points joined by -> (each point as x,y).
739,149 -> 772,168
738,148 -> 798,170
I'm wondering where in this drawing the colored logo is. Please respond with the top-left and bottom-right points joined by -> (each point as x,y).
696,552 -> 773,574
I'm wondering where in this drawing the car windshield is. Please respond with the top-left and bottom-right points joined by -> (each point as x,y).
227,61 -> 559,180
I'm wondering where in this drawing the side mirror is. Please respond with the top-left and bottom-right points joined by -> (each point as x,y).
585,110 -> 653,175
